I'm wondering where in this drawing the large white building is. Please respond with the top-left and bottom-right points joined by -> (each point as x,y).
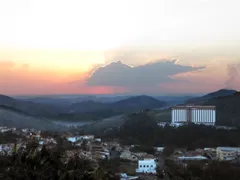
216,147 -> 240,161
171,105 -> 216,125
136,159 -> 157,174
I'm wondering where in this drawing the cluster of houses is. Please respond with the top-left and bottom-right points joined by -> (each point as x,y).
119,146 -> 240,176
169,147 -> 240,164
1,126 -> 240,179
0,127 -> 42,155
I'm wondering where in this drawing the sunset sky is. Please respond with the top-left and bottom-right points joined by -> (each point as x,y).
0,0 -> 240,95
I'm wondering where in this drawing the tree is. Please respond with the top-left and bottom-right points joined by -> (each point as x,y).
0,142 -> 120,180
162,146 -> 174,158
119,112 -> 158,145
81,140 -> 88,151
156,166 -> 164,179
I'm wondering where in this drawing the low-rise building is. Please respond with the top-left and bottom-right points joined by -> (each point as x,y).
155,147 -> 165,153
82,135 -> 94,140
95,138 -> 101,142
185,150 -> 204,157
120,151 -> 138,161
157,122 -> 168,128
91,144 -> 109,159
67,135 -> 95,143
216,147 -> 240,161
67,136 -> 81,143
204,148 -> 216,151
204,148 -> 217,159
177,156 -> 208,161
170,123 -> 185,127
136,159 -> 157,174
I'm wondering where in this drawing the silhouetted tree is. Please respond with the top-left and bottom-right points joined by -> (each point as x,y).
0,142 -> 120,180
162,146 -> 175,158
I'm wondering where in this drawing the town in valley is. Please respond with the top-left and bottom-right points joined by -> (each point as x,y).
0,89 -> 240,179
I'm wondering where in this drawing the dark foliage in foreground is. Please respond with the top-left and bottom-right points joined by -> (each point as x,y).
159,160 -> 240,180
0,131 -> 20,144
0,143 -> 120,180
130,145 -> 155,155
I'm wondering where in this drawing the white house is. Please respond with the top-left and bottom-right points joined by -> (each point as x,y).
82,135 -> 94,140
136,159 -> 157,174
95,138 -> 101,142
67,137 -> 79,143
67,135 -> 95,143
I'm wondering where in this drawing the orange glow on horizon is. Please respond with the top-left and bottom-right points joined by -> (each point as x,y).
0,61 -> 128,95
0,83 -> 128,96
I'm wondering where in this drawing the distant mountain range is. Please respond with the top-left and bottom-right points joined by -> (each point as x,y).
0,94 -> 62,117
0,106 -> 66,131
1,89 -> 240,129
69,95 -> 166,114
16,94 -> 193,105
0,94 -> 167,122
17,95 -> 131,105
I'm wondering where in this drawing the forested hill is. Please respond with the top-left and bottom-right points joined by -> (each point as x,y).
202,91 -> 240,125
1,94 -> 166,119
156,90 -> 240,126
101,112 -> 240,149
0,94 -> 62,117
185,89 -> 237,104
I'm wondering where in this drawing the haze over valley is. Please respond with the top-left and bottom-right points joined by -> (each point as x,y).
0,88 -> 239,132
1,1 -> 240,179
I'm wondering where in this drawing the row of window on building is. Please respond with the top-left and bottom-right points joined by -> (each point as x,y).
171,106 -> 216,125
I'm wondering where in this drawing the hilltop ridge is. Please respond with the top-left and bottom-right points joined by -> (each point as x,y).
0,94 -> 167,123
156,89 -> 240,126
185,89 -> 237,104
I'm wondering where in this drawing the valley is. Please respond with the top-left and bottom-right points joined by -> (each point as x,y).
1,89 -> 240,132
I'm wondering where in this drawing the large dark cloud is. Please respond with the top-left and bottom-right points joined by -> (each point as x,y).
86,60 -> 205,87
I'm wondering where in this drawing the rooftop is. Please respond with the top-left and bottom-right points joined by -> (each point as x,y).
138,159 -> 156,163
217,147 -> 240,151
172,105 -> 216,109
178,156 -> 207,160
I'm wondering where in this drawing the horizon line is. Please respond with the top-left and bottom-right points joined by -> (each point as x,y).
10,93 -> 204,97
